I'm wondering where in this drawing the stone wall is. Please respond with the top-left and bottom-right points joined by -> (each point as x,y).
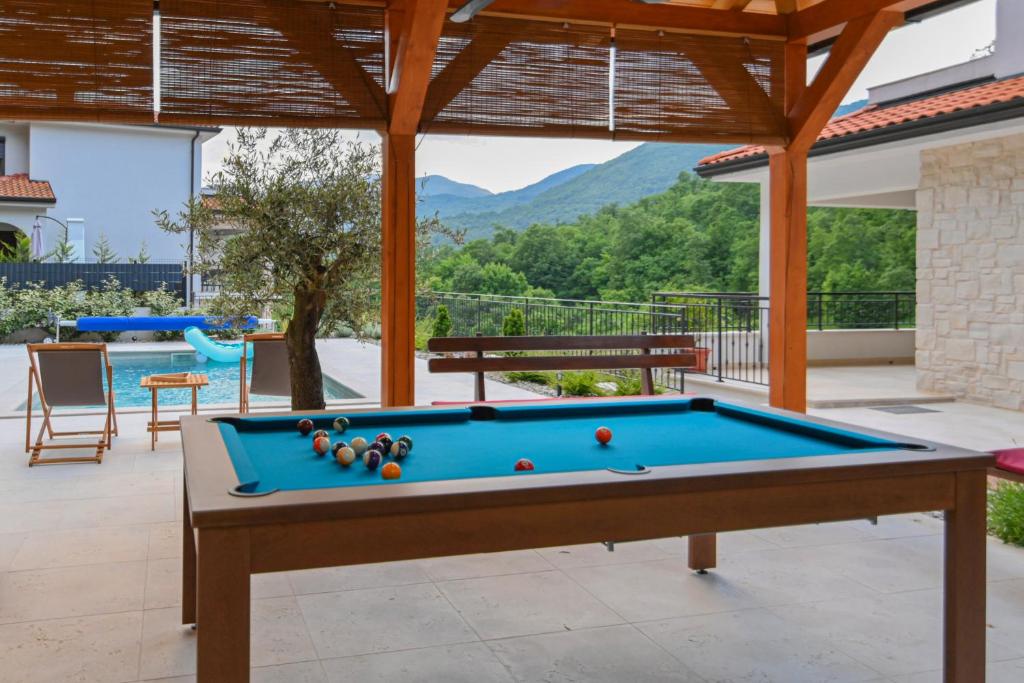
916,133 -> 1024,411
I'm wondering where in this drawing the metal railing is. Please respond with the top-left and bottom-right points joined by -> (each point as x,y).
420,290 -> 916,388
418,292 -> 771,388
652,291 -> 916,330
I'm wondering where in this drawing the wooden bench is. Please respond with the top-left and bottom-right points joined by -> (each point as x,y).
427,334 -> 698,402
426,333 -> 720,572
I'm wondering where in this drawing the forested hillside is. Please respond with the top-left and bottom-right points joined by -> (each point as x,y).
422,172 -> 916,302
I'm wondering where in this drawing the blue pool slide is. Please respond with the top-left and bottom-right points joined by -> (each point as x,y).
75,315 -> 258,332
183,326 -> 253,363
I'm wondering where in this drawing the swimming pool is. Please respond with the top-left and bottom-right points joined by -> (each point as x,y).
22,351 -> 362,410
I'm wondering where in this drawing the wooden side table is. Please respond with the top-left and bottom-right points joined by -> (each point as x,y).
141,373 -> 210,450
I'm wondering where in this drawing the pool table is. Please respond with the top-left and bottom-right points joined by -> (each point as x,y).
180,396 -> 993,683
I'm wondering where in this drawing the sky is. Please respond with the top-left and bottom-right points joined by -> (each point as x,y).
202,0 -> 997,194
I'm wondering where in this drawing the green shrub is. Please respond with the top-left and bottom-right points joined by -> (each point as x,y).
142,285 -> 186,340
415,317 -> 435,351
432,304 -> 452,338
989,483 -> 1024,547
561,371 -> 605,397
502,308 -> 526,336
505,370 -> 553,385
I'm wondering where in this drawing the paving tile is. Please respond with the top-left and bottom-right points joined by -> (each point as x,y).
139,607 -> 196,681
11,525 -> 150,570
566,558 -> 758,622
751,521 -> 877,548
251,596 -> 319,667
639,607 -> 882,682
0,560 -> 146,624
298,582 -> 478,659
488,624 -> 705,682
72,470 -> 176,498
0,500 -> 65,534
0,531 -> 26,571
771,592 -> 1020,678
148,521 -> 184,560
59,493 -> 176,529
289,560 -> 431,595
253,661 -> 328,683
146,558 -> 182,609
437,569 -> 624,640
890,659 -> 1024,683
853,513 -> 944,540
654,530 -> 781,559
420,550 -> 553,582
537,539 -> 674,569
0,478 -> 81,503
253,571 -> 295,599
321,642 -> 514,682
0,611 -> 143,683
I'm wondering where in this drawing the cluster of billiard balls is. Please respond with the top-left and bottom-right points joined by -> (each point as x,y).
297,417 -> 412,480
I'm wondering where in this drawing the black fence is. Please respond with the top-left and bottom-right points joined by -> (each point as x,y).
652,291 -> 916,330
417,292 -> 771,388
0,262 -> 186,297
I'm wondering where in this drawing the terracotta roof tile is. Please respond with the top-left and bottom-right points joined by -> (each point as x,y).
698,74 -> 1024,167
0,174 -> 56,202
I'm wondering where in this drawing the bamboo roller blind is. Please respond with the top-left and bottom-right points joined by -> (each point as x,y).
0,1 -> 784,142
0,0 -> 153,123
158,0 -> 386,128
421,17 -> 611,139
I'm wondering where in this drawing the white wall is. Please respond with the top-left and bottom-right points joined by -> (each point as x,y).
0,123 -> 30,175
28,123 -> 201,262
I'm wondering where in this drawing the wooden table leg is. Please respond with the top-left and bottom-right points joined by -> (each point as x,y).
688,533 -> 717,574
191,386 -> 198,415
151,388 -> 158,450
182,479 -> 197,626
944,469 -> 987,682
196,527 -> 251,683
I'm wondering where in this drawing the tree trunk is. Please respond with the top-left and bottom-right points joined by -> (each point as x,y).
286,285 -> 326,410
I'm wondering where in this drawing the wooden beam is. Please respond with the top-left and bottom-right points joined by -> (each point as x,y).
388,0 -> 448,134
788,0 -> 927,43
712,0 -> 755,10
774,0 -> 798,14
767,40 -> 807,413
420,33 -> 512,122
443,0 -> 787,39
789,9 -> 903,151
380,133 -> 417,407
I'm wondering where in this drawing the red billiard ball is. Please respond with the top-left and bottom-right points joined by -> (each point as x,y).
514,458 -> 535,472
297,418 -> 314,436
313,436 -> 331,456
595,426 -> 612,445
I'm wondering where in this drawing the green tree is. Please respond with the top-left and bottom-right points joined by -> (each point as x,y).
502,307 -> 526,337
49,230 -> 76,263
157,128 -> 442,409
479,262 -> 528,296
92,233 -> 118,263
128,241 -> 151,264
432,304 -> 452,338
0,232 -> 33,263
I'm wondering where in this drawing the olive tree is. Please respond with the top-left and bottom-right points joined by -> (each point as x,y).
157,128 -> 446,410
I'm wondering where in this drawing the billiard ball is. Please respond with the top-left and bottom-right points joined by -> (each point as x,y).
377,436 -> 394,456
390,441 -> 409,459
313,429 -> 330,441
333,417 -> 351,433
397,435 -> 413,451
350,437 -> 369,455
335,446 -> 356,467
331,441 -> 348,457
369,441 -> 386,457
595,426 -> 612,445
375,432 -> 392,444
514,458 -> 535,472
381,462 -> 401,480
297,419 -> 314,436
313,436 -> 331,456
363,449 -> 382,470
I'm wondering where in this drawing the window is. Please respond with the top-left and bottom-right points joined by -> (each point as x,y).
0,137 -> 5,175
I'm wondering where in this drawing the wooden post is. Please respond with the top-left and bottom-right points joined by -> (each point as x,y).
380,132 -> 418,408
943,469 -> 987,682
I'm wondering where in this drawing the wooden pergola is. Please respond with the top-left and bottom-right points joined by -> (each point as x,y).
0,0 -> 955,413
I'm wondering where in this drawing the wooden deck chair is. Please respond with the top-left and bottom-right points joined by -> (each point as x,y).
239,333 -> 291,413
25,343 -> 118,465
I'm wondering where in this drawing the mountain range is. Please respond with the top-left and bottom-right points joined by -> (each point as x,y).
418,99 -> 869,238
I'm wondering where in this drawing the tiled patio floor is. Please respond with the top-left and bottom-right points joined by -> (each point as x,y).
2,339 -> 1024,681
3,409 -> 1024,683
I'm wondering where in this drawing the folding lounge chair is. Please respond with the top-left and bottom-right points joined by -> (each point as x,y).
25,342 -> 118,465
239,333 -> 292,413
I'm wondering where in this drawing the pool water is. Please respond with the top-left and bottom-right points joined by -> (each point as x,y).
23,351 -> 362,409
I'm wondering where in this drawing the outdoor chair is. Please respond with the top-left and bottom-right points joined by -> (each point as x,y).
239,333 -> 291,413
992,448 -> 1024,483
25,342 -> 118,465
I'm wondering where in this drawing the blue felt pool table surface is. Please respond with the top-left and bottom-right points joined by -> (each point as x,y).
214,398 -> 907,495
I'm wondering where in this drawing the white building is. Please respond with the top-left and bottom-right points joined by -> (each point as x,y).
0,121 -> 219,262
697,0 -> 1024,411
